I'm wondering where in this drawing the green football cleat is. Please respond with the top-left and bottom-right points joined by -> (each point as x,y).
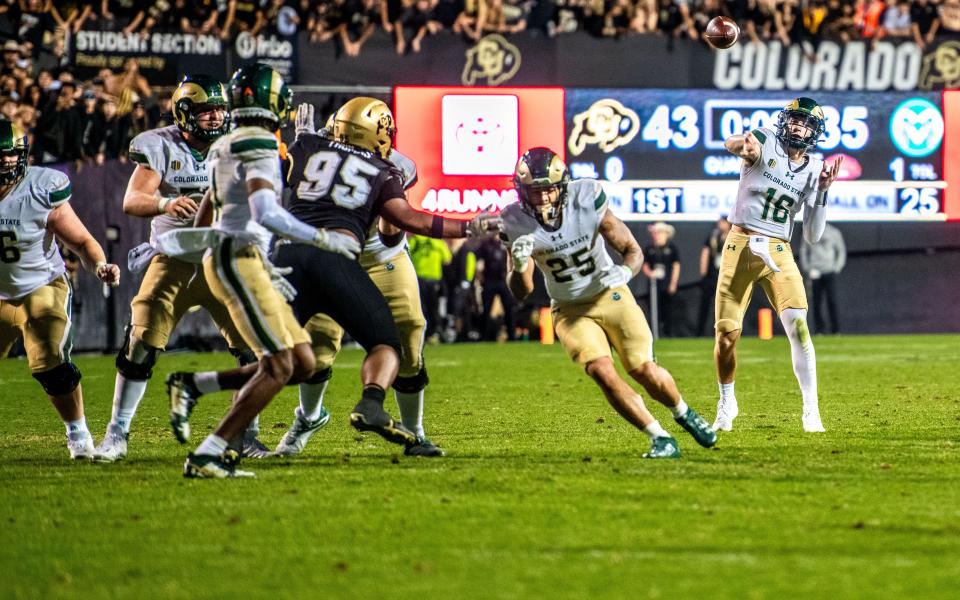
183,450 -> 255,479
674,407 -> 718,448
643,436 -> 681,459
167,372 -> 201,444
404,436 -> 446,457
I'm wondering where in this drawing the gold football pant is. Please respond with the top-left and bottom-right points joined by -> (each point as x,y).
0,275 -> 74,372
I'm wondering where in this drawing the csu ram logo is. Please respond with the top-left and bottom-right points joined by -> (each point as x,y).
462,34 -> 521,87
567,99 -> 640,157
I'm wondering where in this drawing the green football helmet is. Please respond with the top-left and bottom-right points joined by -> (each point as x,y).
227,63 -> 293,128
172,74 -> 229,142
0,119 -> 28,186
776,97 -> 825,150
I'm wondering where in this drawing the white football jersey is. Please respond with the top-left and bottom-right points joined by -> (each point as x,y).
207,126 -> 279,252
360,148 -> 418,268
501,179 -> 625,303
732,127 -> 823,240
0,167 -> 69,300
129,125 -> 212,259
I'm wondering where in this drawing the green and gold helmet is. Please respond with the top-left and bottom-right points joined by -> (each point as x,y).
776,97 -> 825,150
172,74 -> 229,142
0,119 -> 28,186
513,147 -> 570,227
227,63 -> 293,128
332,97 -> 396,158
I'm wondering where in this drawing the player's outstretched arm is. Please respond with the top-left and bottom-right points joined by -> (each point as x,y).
598,210 -> 644,276
724,131 -> 761,166
47,202 -> 120,286
123,164 -> 198,219
380,197 -> 499,238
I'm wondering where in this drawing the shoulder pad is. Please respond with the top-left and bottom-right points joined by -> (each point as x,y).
230,129 -> 279,163
36,167 -> 72,208
389,149 -> 418,190
752,127 -> 774,145
128,129 -> 165,171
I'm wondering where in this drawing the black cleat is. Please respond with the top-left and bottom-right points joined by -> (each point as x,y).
183,450 -> 255,479
404,436 -> 446,457
167,372 -> 202,444
349,398 -> 417,446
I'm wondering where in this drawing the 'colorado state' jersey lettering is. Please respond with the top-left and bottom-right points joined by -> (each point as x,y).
206,126 -> 279,252
128,125 -> 211,256
732,127 -> 823,240
501,179 -> 625,303
0,167 -> 69,299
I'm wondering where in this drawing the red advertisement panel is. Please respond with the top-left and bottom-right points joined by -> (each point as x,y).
943,91 -> 960,221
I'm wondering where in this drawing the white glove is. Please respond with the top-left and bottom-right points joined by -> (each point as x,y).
467,210 -> 501,238
510,235 -> 535,273
265,261 -> 297,302
313,228 -> 361,260
599,265 -> 633,289
295,103 -> 315,138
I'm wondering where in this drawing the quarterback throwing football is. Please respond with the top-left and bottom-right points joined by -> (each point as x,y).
501,148 -> 715,459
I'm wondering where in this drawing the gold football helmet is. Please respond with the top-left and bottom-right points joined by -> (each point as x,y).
332,97 -> 396,158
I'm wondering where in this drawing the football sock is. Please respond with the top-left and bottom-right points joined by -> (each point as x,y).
780,308 -> 818,407
396,390 -> 425,438
245,415 -> 260,438
65,417 -> 89,437
193,372 -> 220,395
719,382 -> 736,402
361,384 -> 386,407
195,434 -> 228,456
109,374 -> 147,433
298,379 -> 329,422
669,398 -> 689,418
643,420 -> 670,439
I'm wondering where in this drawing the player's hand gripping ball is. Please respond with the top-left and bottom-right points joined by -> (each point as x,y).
705,16 -> 740,49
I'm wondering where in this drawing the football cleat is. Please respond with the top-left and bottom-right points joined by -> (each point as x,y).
642,436 -> 681,459
167,372 -> 202,443
241,432 -> 274,459
674,407 -> 717,448
274,406 -> 330,457
67,431 -> 95,461
802,406 -> 826,432
712,396 -> 739,432
183,450 -> 255,479
93,424 -> 128,463
349,398 -> 417,446
404,436 -> 446,457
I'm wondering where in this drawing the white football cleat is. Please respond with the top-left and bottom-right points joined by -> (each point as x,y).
802,406 -> 826,432
712,397 -> 738,432
67,432 -> 95,460
274,406 -> 330,457
94,424 -> 128,463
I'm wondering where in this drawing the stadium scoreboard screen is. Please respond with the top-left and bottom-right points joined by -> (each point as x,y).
565,89 -> 948,221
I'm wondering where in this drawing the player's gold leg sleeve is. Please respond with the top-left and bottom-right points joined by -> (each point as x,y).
130,255 -> 193,349
304,313 -> 343,370
367,254 -> 425,377
20,275 -> 73,372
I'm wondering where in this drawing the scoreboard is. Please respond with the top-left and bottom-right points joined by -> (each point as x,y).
565,89 -> 947,221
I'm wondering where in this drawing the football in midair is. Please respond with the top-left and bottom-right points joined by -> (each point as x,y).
705,16 -> 740,49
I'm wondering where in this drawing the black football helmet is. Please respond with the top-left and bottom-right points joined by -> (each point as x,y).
513,147 -> 570,227
0,119 -> 28,186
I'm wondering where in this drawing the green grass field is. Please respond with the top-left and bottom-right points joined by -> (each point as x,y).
1,335 -> 958,599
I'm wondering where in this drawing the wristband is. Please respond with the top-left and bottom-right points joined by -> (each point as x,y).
158,197 -> 172,214
429,215 -> 444,239
95,260 -> 107,271
815,190 -> 827,207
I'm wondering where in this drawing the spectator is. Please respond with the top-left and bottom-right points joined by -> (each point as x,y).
395,0 -> 433,53
17,0 -> 57,52
105,57 -> 154,116
50,0 -> 95,33
503,0 -> 529,33
340,0 -> 380,55
800,222 -> 846,335
476,236 -> 516,341
454,0 -> 484,40
222,0 -> 267,39
0,95 -> 16,121
265,0 -> 303,36
856,0 -> 887,39
432,0 -> 465,31
631,0 -> 657,33
641,222 -> 680,337
90,94 -> 133,163
821,0 -> 859,40
603,0 -> 635,37
940,0 -> 960,33
912,0 -> 940,48
409,234 -> 453,342
34,80 -> 85,163
697,215 -> 730,337
877,0 -> 913,41
100,0 -> 147,33
443,238 -> 478,341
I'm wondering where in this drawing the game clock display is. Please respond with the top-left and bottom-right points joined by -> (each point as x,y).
565,89 -> 945,221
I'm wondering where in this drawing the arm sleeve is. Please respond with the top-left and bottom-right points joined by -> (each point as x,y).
803,200 -> 827,244
248,187 -> 318,245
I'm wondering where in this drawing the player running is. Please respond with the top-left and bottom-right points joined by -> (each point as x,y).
94,75 -> 269,463
501,147 -> 715,459
163,63 -> 360,478
274,103 -> 443,458
713,97 -> 841,433
0,119 -> 120,459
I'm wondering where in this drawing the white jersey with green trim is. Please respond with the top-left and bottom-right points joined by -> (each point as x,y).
0,167 -> 70,299
732,127 -> 823,240
128,125 -> 211,256
501,179 -> 625,303
359,148 -> 418,268
207,126 -> 279,252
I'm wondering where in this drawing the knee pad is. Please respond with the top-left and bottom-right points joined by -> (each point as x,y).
229,347 -> 258,367
115,330 -> 159,380
715,318 -> 741,334
305,367 -> 332,385
393,365 -> 429,394
33,362 -> 82,396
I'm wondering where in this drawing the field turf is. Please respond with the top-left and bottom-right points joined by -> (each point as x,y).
1,335 -> 958,599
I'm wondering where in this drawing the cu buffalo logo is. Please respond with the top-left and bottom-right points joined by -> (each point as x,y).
567,99 -> 640,157
461,34 -> 521,87
919,41 -> 960,90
